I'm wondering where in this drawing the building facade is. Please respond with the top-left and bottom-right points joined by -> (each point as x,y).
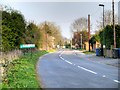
118,1 -> 120,25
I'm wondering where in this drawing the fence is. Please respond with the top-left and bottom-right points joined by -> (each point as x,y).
104,49 -> 113,58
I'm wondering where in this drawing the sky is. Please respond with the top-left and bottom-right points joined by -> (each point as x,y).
118,1 -> 120,25
0,0 -> 119,39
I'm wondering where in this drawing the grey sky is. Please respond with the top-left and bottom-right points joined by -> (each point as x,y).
118,1 -> 120,25
0,1 -> 119,39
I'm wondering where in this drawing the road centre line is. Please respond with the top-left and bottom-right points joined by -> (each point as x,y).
77,66 -> 97,75
59,52 -> 97,75
59,51 -> 120,84
59,55 -> 73,65
114,80 -> 120,83
65,60 -> 73,65
102,75 -> 106,77
60,56 -> 64,60
59,55 -> 61,57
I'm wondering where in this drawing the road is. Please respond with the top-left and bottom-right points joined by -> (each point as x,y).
37,50 -> 119,88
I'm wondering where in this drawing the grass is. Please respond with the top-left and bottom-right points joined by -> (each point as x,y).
83,51 -> 95,54
47,49 -> 56,53
2,50 -> 48,89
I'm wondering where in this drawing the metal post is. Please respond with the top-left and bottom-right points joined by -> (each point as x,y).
112,0 -> 116,48
103,5 -> 105,28
102,5 -> 105,48
99,4 -> 105,56
88,14 -> 90,52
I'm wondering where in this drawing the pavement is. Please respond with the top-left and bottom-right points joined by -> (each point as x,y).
36,50 -> 119,88
74,50 -> 120,68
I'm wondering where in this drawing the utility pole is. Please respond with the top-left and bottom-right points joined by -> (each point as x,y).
112,0 -> 116,48
119,1 -> 120,25
88,14 -> 90,52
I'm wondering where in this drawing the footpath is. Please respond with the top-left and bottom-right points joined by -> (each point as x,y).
74,50 -> 120,68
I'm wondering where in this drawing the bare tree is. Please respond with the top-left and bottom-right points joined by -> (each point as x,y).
97,10 -> 118,29
70,17 -> 87,32
38,21 -> 63,49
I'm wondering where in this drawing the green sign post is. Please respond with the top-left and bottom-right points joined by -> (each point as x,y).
20,44 -> 35,58
20,44 -> 35,49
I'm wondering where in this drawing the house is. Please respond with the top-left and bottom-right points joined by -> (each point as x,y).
83,41 -> 100,51
72,32 -> 82,49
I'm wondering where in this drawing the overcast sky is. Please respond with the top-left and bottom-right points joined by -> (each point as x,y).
0,0 -> 119,39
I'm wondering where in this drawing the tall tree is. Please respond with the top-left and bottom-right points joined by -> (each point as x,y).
38,21 -> 63,49
72,30 -> 88,48
99,25 -> 120,49
2,8 -> 26,51
90,34 -> 100,50
70,17 -> 87,32
97,10 -> 118,29
25,23 -> 40,48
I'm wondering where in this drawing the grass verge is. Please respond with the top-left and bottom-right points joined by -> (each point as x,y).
47,49 -> 56,53
2,50 -> 48,89
83,51 -> 95,54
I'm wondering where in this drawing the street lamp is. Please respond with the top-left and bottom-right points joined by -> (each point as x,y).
99,4 -> 104,28
99,3 -> 105,56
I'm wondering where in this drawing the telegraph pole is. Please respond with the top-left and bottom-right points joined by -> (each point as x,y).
112,0 -> 116,48
88,14 -> 90,52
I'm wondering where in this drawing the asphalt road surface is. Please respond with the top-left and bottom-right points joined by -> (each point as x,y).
37,50 -> 119,88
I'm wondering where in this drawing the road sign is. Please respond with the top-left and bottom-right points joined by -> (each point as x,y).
20,44 -> 35,49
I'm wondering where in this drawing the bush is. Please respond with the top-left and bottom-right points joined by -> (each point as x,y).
2,50 -> 48,89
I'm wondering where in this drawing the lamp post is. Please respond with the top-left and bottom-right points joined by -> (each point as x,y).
99,4 -> 105,27
99,4 -> 105,56
99,4 -> 105,47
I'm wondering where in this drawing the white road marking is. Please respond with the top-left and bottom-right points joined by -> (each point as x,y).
114,80 -> 120,83
59,51 -> 119,84
102,75 -> 106,77
65,60 -> 73,65
60,56 -> 65,60
77,66 -> 97,75
64,60 -> 68,62
59,55 -> 61,57
59,53 -> 73,65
